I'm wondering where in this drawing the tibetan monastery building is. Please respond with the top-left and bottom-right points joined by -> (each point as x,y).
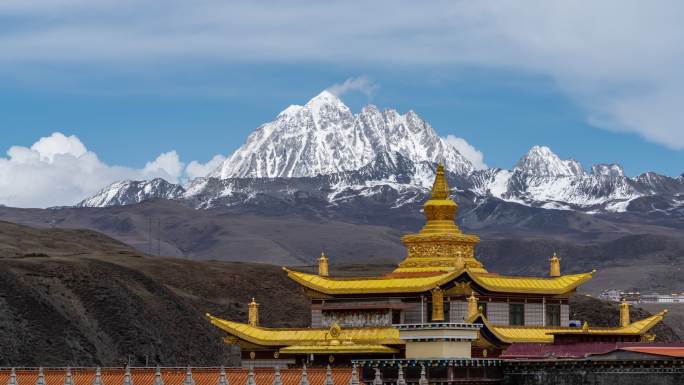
207,165 -> 666,364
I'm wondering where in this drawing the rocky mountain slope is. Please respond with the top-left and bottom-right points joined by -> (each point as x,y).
0,220 -> 678,366
0,221 -> 308,367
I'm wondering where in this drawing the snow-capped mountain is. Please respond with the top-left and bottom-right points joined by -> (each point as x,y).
76,92 -> 684,216
210,90 -> 473,179
77,178 -> 185,208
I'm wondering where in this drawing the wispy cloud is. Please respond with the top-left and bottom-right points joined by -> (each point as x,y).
327,76 -> 379,97
1,1 -> 683,149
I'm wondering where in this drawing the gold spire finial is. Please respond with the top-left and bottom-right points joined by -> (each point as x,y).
549,252 -> 561,277
467,291 -> 479,319
582,321 -> 589,332
248,297 -> 259,326
620,300 -> 630,327
429,164 -> 450,200
318,252 -> 329,277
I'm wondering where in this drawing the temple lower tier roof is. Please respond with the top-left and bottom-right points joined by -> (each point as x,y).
207,310 -> 665,353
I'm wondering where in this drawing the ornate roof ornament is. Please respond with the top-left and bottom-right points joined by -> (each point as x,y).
397,164 -> 484,274
298,364 -> 309,385
123,365 -> 133,385
396,364 -> 406,385
418,365 -> 428,385
372,368 -> 382,385
248,298 -> 259,327
348,364 -> 359,385
620,300 -> 631,327
36,368 -> 46,385
93,368 -> 103,385
272,366 -> 282,385
153,367 -> 164,385
63,367 -> 74,385
318,252 -> 329,277
549,253 -> 561,277
246,366 -> 256,385
7,368 -> 17,385
467,291 -> 479,319
217,367 -> 229,385
324,365 -> 334,385
183,367 -> 195,385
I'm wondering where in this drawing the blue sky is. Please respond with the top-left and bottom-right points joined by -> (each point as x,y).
1,1 -> 683,207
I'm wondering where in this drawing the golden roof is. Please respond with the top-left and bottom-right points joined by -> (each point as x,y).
468,271 -> 595,294
284,268 -> 459,294
206,314 -> 402,347
470,310 -> 667,344
284,268 -> 594,295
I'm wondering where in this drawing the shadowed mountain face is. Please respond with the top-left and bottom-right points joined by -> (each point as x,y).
2,195 -> 684,294
0,220 -> 679,366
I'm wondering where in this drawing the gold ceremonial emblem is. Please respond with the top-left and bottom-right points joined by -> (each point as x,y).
249,351 -> 256,360
329,322 -> 342,338
273,351 -> 280,358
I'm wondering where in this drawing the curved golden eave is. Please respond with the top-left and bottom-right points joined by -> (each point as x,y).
206,313 -> 402,347
283,267 -> 459,295
284,267 -> 595,295
469,310 -> 667,344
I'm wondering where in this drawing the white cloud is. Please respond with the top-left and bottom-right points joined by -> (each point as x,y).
327,76 -> 379,97
185,154 -> 226,179
444,135 -> 487,170
0,132 -> 208,208
143,151 -> 184,182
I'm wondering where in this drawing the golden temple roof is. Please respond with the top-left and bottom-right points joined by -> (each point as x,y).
468,271 -> 595,294
284,268 -> 459,294
470,310 -> 667,344
206,314 -> 402,347
284,268 -> 594,295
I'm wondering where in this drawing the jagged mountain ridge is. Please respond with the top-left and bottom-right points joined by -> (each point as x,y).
211,90 -> 473,179
77,92 -> 684,215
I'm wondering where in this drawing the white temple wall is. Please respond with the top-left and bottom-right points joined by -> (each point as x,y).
449,300 -> 467,322
487,302 -> 509,325
561,303 -> 570,327
524,303 -> 544,326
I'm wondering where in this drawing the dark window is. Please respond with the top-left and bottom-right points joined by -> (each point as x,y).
509,303 -> 525,326
392,309 -> 401,324
546,304 -> 561,326
478,302 -> 488,317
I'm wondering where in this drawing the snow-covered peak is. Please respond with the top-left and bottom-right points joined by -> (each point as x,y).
305,90 -> 346,109
210,91 -> 473,179
592,163 -> 625,177
515,145 -> 585,176
77,178 -> 184,207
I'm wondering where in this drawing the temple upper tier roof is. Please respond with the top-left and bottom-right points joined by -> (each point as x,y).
284,268 -> 594,295
285,164 -> 595,296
